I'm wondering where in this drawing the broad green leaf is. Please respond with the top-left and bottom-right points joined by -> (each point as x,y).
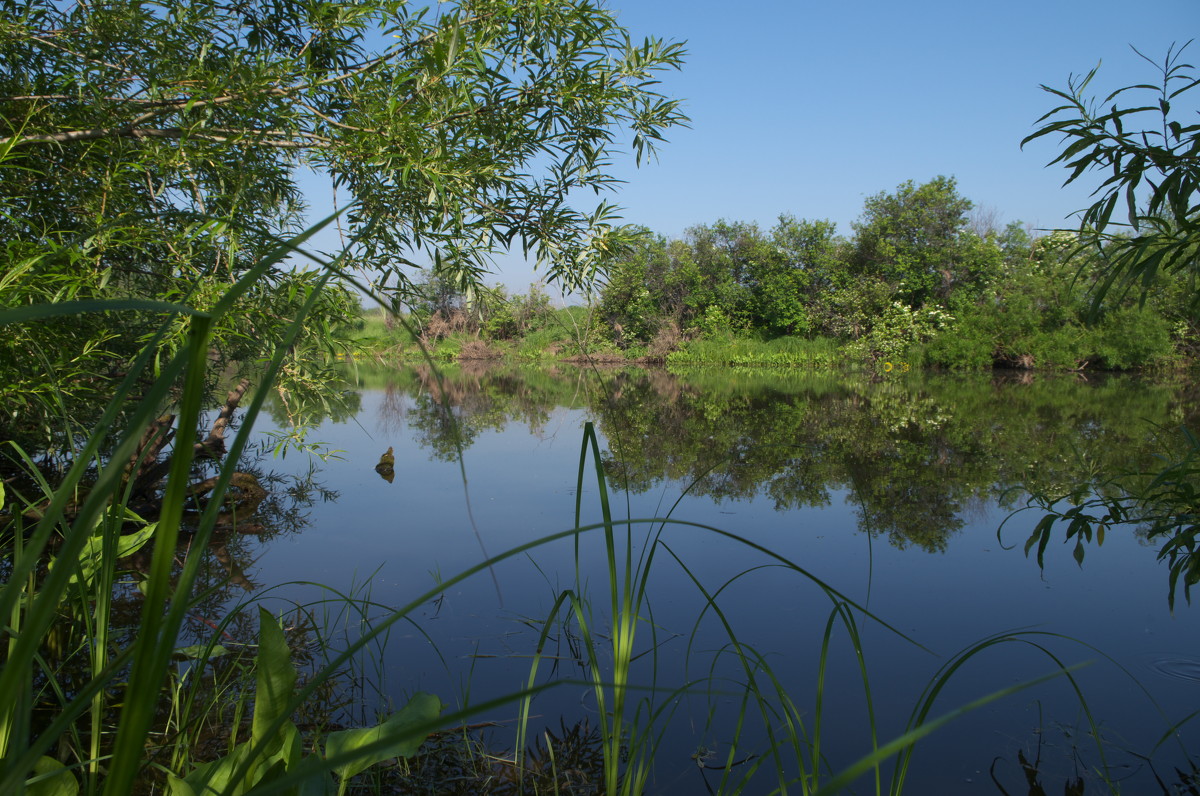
63,522 -> 158,589
264,720 -> 303,773
166,773 -> 198,796
172,644 -> 230,660
25,757 -> 78,796
181,742 -> 253,796
176,723 -> 302,796
252,607 -> 298,753
325,692 -> 444,782
252,753 -> 336,796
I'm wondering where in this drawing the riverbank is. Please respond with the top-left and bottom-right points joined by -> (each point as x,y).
346,306 -> 1193,373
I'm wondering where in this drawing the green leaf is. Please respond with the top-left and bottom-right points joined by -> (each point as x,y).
177,723 -> 305,796
25,757 -> 78,796
172,644 -> 229,660
59,520 -> 158,589
0,299 -> 202,326
180,742 -> 252,796
264,720 -> 303,773
325,692 -> 444,782
252,607 -> 298,753
166,773 -> 198,796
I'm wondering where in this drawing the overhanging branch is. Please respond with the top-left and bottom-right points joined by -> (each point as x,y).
1,125 -> 331,148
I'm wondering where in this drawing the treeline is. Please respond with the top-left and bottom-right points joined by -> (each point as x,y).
374,176 -> 1196,371
595,176 -> 1194,369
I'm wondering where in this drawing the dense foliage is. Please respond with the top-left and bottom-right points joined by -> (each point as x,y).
0,0 -> 686,447
584,175 -> 1193,370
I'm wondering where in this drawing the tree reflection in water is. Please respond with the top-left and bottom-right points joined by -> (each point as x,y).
340,363 -> 1184,555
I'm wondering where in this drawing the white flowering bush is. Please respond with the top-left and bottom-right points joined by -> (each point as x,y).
849,301 -> 956,361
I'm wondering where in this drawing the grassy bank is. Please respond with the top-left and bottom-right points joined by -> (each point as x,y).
344,304 -> 1192,374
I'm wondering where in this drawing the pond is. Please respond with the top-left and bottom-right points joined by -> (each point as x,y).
213,363 -> 1200,794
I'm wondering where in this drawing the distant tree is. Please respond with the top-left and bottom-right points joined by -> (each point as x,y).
599,216 -> 847,341
850,176 -> 986,306
680,221 -> 758,328
596,230 -> 675,344
482,283 -> 554,340
744,216 -> 841,335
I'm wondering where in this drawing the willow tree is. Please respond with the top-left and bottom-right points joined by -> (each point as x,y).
1022,42 -> 1199,313
0,0 -> 686,444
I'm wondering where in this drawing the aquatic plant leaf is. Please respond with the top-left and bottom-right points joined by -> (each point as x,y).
166,774 -> 198,796
252,607 -> 298,754
175,724 -> 306,796
25,756 -> 78,796
174,743 -> 251,796
172,645 -> 229,660
1025,514 -> 1056,568
325,691 -> 444,782
60,520 -> 157,589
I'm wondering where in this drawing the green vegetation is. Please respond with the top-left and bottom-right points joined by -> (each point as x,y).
0,0 -> 690,790
359,173 -> 1194,372
2,0 -> 1198,787
353,44 -> 1198,373
0,0 -> 686,451
589,179 -> 1192,370
1022,42 -> 1200,314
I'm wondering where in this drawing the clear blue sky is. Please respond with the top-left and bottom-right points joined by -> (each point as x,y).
303,0 -> 1198,296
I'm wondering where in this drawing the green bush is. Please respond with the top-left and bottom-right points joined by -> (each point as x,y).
920,323 -> 996,369
1089,307 -> 1177,370
846,302 -> 955,361
1021,327 -> 1089,370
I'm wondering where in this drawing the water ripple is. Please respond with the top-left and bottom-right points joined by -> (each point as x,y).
1147,655 -> 1200,683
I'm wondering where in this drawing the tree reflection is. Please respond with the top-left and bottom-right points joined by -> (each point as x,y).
344,363 -> 1183,555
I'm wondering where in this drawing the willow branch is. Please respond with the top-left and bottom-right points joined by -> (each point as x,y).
1,125 -> 331,148
297,102 -> 379,133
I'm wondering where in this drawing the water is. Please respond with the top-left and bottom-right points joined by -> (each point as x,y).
215,364 -> 1200,793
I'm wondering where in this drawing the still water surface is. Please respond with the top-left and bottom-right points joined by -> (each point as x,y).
232,364 -> 1200,793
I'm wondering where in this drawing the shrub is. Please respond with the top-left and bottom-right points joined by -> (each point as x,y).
920,323 -> 996,369
847,302 -> 955,361
1089,307 -> 1177,370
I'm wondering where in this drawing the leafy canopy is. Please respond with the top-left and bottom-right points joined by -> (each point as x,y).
1,0 -> 686,290
0,0 -> 686,443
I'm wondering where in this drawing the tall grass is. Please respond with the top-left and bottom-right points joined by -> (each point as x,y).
0,219 -> 373,793
667,335 -> 843,368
